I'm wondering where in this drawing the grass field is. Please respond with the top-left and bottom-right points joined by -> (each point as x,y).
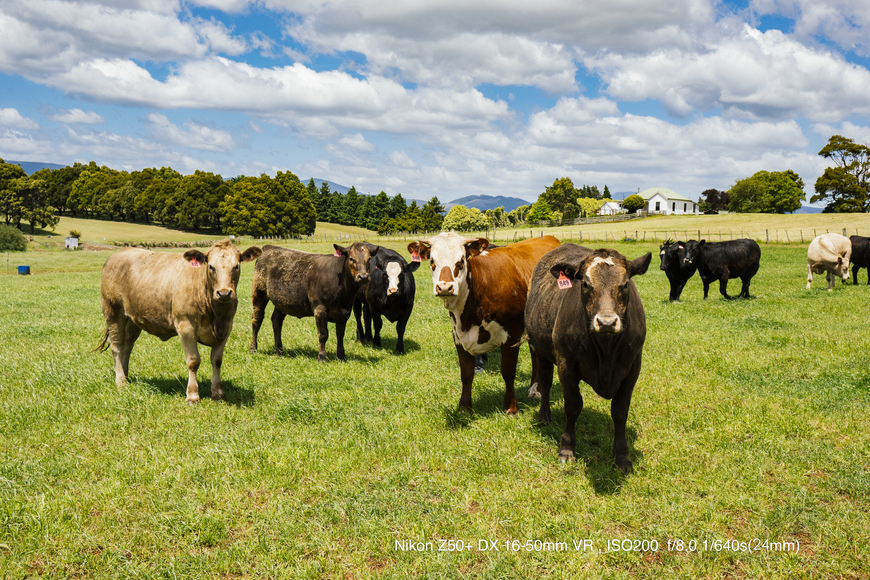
2,226 -> 870,578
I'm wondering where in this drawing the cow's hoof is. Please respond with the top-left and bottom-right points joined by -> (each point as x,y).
211,391 -> 224,401
537,409 -> 551,424
317,355 -> 328,363
186,396 -> 200,405
275,348 -> 284,356
615,457 -> 634,474
558,449 -> 575,463
527,382 -> 541,400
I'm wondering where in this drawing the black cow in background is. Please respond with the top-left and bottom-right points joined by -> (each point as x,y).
683,239 -> 761,300
353,245 -> 418,354
850,235 -> 870,285
659,240 -> 696,301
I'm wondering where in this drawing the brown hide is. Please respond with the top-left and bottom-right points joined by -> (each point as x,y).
98,240 -> 262,403
250,242 -> 375,362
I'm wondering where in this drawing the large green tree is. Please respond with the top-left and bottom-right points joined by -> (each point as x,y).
14,176 -> 59,234
622,194 -> 645,214
221,171 -> 316,237
0,159 -> 27,226
811,135 -> 870,213
526,199 -> 554,222
539,177 -> 579,218
420,196 -> 445,231
441,205 -> 490,232
728,170 -> 805,213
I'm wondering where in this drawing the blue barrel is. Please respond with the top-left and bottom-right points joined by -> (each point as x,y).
17,266 -> 30,275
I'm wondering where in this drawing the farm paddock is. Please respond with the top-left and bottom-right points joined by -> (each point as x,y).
1,240 -> 868,579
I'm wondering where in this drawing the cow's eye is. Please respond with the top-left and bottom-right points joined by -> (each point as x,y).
456,260 -> 463,270
350,258 -> 356,265
430,260 -> 436,271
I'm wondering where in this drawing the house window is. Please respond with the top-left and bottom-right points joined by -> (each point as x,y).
655,201 -> 660,211
684,203 -> 687,212
672,202 -> 676,212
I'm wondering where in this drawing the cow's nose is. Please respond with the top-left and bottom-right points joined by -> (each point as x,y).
435,283 -> 453,296
659,264 -> 666,270
215,289 -> 234,301
387,287 -> 398,296
357,272 -> 369,282
594,313 -> 620,333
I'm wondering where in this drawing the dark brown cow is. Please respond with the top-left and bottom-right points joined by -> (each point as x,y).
525,244 -> 650,473
407,233 -> 561,414
250,242 -> 376,361
97,240 -> 262,403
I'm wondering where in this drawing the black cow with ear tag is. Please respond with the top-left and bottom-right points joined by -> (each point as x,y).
525,244 -> 651,473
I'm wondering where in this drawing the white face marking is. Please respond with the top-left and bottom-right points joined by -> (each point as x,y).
385,262 -> 402,293
592,256 -> 615,267
427,232 -> 470,300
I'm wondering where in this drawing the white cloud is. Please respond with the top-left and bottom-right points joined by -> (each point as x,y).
750,0 -> 870,56
338,133 -> 376,152
0,128 -> 49,158
48,108 -> 105,124
0,108 -> 39,129
147,112 -> 237,152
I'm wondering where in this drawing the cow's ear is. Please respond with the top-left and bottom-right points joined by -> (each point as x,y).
333,244 -> 348,257
364,242 -> 380,257
184,249 -> 207,264
549,262 -> 579,281
699,240 -> 706,246
241,246 -> 262,263
628,252 -> 652,277
407,241 -> 431,260
465,237 -> 489,258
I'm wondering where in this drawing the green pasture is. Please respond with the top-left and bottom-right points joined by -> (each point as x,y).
1,236 -> 869,578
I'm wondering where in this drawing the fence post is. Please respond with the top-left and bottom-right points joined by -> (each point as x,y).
843,228 -> 848,237
766,229 -> 769,243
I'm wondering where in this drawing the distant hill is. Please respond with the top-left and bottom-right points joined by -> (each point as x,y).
308,178 -> 351,195
794,205 -> 824,214
445,195 -> 531,213
5,160 -> 65,174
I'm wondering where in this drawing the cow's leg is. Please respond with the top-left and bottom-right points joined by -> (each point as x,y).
455,344 -> 476,412
611,358 -> 641,474
394,312 -> 408,355
556,361 -> 583,462
120,322 -> 142,380
826,270 -> 835,291
335,319 -> 348,362
499,343 -> 520,415
209,341 -> 226,400
105,312 -> 129,388
528,345 -> 542,400
372,312 -> 384,349
271,308 -> 287,355
314,307 -> 329,362
353,298 -> 365,343
806,262 -> 813,290
178,324 -> 202,404
852,264 -> 859,285
250,289 -> 268,353
702,279 -> 711,299
363,303 -> 374,344
719,276 -> 734,300
740,276 -> 751,299
536,357 -> 554,424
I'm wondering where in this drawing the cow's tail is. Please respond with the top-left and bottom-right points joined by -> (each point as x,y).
513,331 -> 529,348
93,327 -> 111,353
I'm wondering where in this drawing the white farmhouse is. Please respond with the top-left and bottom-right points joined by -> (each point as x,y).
599,200 -> 624,215
639,187 -> 698,215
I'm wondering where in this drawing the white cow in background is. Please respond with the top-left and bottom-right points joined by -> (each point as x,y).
807,233 -> 851,291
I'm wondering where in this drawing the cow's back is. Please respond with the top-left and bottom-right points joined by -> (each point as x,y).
467,236 -> 561,320
101,248 -> 194,338
809,233 -> 851,267
850,235 -> 870,268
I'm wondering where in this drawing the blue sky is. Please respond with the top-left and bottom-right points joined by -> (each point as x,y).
1,0 -> 869,204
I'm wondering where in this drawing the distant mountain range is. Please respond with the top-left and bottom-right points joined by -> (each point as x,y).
444,195 -> 531,213
5,160 -> 65,174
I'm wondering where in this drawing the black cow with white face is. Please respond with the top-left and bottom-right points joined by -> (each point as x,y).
850,235 -> 870,285
683,239 -> 760,300
659,240 -> 696,301
525,244 -> 651,473
353,245 -> 418,354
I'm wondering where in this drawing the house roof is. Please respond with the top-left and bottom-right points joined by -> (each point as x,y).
637,187 -> 694,203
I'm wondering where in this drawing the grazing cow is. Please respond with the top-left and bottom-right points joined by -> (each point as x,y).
407,233 -> 561,414
850,235 -> 870,285
807,233 -> 851,291
97,240 -> 262,403
525,245 -> 650,472
250,242 -> 377,361
353,245 -> 419,354
659,240 -> 696,301
683,239 -> 761,299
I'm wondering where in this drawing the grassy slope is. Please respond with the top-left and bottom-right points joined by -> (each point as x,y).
1,234 -> 869,577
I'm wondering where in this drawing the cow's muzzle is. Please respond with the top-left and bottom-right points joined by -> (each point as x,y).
356,273 -> 369,283
387,287 -> 399,296
215,289 -> 235,302
435,283 -> 455,296
593,313 -> 621,334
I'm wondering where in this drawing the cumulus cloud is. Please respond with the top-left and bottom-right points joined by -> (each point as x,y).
147,112 -> 237,152
750,0 -> 870,56
338,133 -> 376,152
0,108 -> 39,129
48,108 -> 105,124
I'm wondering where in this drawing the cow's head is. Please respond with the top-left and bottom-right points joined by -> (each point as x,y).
408,232 -> 488,302
836,254 -> 851,279
660,240 -> 691,271
185,240 -> 262,304
335,242 -> 377,284
682,240 -> 704,265
550,249 -> 651,334
384,261 -> 404,296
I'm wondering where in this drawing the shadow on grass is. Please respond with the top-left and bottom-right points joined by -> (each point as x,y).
354,337 -> 421,355
534,406 -> 642,495
253,345 -> 384,364
147,377 -> 256,407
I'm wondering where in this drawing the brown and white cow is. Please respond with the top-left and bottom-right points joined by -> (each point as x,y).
525,244 -> 651,472
97,240 -> 262,403
807,233 -> 851,291
407,233 -> 561,414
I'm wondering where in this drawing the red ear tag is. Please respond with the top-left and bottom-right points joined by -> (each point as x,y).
411,251 -> 421,263
678,244 -> 683,249
334,250 -> 342,257
190,259 -> 201,268
557,271 -> 572,289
